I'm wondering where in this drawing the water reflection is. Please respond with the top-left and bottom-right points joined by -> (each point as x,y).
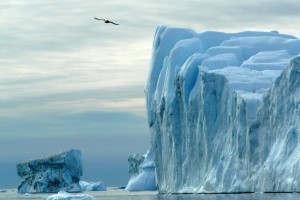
1,191 -> 300,200
157,193 -> 300,200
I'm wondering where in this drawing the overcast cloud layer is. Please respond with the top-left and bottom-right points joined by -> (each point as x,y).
1,0 -> 300,188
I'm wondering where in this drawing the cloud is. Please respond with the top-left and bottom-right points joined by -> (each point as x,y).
136,0 -> 300,37
0,84 -> 146,118
0,0 -> 152,120
0,109 -> 148,138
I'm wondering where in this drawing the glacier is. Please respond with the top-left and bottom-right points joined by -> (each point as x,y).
145,25 -> 300,193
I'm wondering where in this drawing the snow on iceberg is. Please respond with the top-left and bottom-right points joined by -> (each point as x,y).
145,25 -> 300,193
125,148 -> 157,191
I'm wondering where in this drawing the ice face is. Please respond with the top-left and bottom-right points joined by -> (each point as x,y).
145,25 -> 300,193
17,149 -> 83,193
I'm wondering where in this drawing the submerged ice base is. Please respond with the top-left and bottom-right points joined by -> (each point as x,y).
145,26 -> 300,193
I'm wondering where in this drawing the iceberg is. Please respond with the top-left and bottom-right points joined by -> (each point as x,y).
58,180 -> 106,193
145,25 -> 300,193
79,181 -> 107,191
17,149 -> 83,193
125,149 -> 157,191
43,191 -> 94,200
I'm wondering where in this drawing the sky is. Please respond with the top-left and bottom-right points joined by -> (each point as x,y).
1,0 -> 300,189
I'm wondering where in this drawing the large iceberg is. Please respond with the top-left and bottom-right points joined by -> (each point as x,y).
17,149 -> 83,193
145,25 -> 300,193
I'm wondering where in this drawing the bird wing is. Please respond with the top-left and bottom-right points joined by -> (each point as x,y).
94,17 -> 105,21
109,21 -> 119,25
94,17 -> 119,25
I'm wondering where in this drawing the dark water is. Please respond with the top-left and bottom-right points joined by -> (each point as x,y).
94,193 -> 300,200
156,193 -> 300,200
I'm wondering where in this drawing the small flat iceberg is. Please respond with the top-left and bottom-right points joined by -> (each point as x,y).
43,191 -> 94,200
79,181 -> 106,191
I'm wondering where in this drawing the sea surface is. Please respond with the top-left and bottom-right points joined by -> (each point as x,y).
1,188 -> 300,200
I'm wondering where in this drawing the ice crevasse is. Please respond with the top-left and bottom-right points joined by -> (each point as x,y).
145,25 -> 300,193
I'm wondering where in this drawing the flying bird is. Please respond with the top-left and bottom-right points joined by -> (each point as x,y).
94,17 -> 119,25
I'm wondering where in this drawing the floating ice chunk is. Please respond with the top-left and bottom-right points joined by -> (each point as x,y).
125,148 -> 157,191
24,193 -> 33,197
86,181 -> 106,191
61,183 -> 83,193
78,181 -> 106,191
78,181 -> 90,191
43,191 -> 94,200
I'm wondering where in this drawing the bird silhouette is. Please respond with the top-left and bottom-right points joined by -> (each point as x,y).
94,17 -> 119,25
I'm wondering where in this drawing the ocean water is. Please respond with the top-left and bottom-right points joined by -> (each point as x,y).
1,189 -> 300,200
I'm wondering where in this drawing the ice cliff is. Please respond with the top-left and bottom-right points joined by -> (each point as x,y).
145,25 -> 300,193
17,149 -> 83,193
125,148 -> 157,191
